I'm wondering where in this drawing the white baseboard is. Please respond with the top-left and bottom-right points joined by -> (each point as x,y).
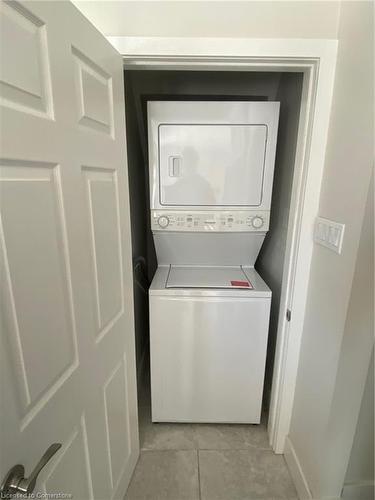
284,437 -> 345,500
341,481 -> 375,500
284,436 -> 313,500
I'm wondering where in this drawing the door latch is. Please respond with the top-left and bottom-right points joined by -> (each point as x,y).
286,309 -> 292,322
0,443 -> 62,496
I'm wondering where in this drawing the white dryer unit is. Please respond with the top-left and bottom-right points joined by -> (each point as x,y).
148,101 -> 279,214
148,101 -> 280,424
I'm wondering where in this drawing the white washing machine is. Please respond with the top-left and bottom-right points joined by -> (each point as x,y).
148,101 -> 280,424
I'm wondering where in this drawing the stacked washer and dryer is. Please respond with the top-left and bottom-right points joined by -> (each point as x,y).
148,101 -> 280,424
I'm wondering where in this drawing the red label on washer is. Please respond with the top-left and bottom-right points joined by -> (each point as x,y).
231,280 -> 252,288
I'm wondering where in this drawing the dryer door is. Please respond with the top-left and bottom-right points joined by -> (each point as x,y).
159,124 -> 267,207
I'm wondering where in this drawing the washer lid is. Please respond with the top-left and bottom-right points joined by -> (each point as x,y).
166,265 -> 254,289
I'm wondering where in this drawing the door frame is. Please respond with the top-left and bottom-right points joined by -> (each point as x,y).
108,36 -> 338,453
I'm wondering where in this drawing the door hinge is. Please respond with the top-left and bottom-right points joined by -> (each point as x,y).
286,309 -> 292,322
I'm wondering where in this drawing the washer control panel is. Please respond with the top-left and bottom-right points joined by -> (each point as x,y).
151,210 -> 270,232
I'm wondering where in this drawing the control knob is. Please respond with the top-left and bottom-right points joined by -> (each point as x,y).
251,216 -> 264,229
157,215 -> 170,228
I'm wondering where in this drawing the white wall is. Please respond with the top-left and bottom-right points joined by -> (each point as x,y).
287,2 -> 374,498
72,1 -> 340,39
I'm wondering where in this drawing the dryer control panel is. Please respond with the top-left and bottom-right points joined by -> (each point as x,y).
151,210 -> 270,232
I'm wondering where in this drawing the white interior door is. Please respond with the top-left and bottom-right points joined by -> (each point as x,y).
0,1 -> 139,498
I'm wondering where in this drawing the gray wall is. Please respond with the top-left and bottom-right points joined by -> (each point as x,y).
256,73 -> 303,405
124,74 -> 150,380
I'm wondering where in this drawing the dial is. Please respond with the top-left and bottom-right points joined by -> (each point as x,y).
251,216 -> 264,229
157,215 -> 170,228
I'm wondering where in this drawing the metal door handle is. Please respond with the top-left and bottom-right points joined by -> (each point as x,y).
0,443 -> 62,496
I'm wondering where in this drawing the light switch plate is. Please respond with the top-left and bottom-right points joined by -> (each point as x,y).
314,216 -> 345,254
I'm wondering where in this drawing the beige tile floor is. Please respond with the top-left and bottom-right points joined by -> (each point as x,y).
125,374 -> 298,500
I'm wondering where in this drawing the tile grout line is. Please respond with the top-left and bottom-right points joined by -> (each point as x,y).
197,449 -> 202,500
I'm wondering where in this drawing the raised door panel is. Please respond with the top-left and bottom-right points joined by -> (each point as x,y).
83,167 -> 123,341
103,358 -> 131,493
42,415 -> 93,499
0,160 -> 78,417
0,1 -> 53,118
72,46 -> 114,137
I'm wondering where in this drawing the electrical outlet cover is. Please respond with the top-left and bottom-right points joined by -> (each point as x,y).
314,216 -> 345,254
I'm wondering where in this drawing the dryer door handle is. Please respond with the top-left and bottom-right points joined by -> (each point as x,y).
168,156 -> 182,177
